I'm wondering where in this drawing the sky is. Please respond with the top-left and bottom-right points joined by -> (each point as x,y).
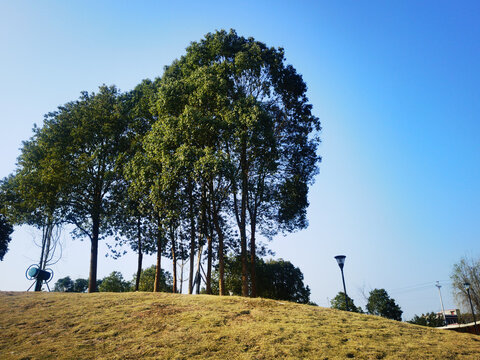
1,0 -> 479,320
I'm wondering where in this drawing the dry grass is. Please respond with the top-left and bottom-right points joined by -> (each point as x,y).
0,292 -> 479,359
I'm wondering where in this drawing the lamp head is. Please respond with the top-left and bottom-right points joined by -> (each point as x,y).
335,255 -> 346,269
464,282 -> 471,291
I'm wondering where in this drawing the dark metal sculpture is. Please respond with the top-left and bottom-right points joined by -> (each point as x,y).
25,264 -> 54,291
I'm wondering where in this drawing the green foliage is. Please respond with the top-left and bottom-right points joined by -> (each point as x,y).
330,292 -> 363,313
212,255 -> 311,303
408,312 -> 445,327
3,30 -> 321,297
450,256 -> 480,313
0,214 -> 13,261
132,265 -> 173,292
73,278 -> 89,293
54,276 -> 74,292
98,271 -> 131,292
366,288 -> 403,321
54,276 -> 89,292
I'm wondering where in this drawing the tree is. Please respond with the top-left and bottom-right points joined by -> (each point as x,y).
98,271 -> 131,292
54,276 -> 74,292
408,312 -> 445,327
40,86 -> 130,292
0,214 -> 13,261
366,288 -> 403,321
108,79 -> 160,292
155,29 -> 320,297
212,256 -> 311,304
54,277 -> 89,292
451,256 -> 480,313
73,278 -> 89,293
330,292 -> 363,313
1,126 -> 66,290
132,265 -> 173,292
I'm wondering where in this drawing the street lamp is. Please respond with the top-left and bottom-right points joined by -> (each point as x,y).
464,282 -> 478,334
334,255 -> 349,311
436,281 -> 447,326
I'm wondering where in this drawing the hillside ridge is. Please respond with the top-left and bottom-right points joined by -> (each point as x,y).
1,292 -> 479,359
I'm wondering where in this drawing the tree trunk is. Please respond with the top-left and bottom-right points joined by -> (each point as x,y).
250,218 -> 257,297
240,137 -> 249,297
213,211 -> 225,295
195,244 -> 203,294
188,190 -> 195,294
206,233 -> 212,294
88,215 -> 100,293
171,226 -> 177,293
154,219 -> 162,292
135,217 -> 142,291
34,223 -> 48,292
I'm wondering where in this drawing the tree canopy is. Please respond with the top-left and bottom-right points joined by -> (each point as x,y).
408,312 -> 445,327
54,276 -> 89,293
2,29 -> 319,298
0,214 -> 13,261
212,255 -> 311,304
366,288 -> 403,321
330,292 -> 363,313
451,256 -> 480,313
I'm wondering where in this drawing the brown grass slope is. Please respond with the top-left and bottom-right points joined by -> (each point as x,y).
0,292 -> 479,359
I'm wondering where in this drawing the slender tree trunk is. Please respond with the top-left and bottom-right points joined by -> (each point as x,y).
195,244 -> 203,294
213,211 -> 225,295
179,259 -> 184,294
206,233 -> 212,294
188,189 -> 195,294
154,218 -> 162,292
135,217 -> 142,291
88,215 -> 100,293
35,223 -> 48,292
240,138 -> 249,297
171,226 -> 177,293
210,180 -> 226,296
250,218 -> 257,297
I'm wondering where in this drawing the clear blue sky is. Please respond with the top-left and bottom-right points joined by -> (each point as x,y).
1,1 -> 479,320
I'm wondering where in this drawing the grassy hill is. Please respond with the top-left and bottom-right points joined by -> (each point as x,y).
1,292 -> 479,359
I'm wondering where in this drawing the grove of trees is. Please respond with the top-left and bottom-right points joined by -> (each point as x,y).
211,256 -> 312,304
0,29 -> 320,298
408,312 -> 445,327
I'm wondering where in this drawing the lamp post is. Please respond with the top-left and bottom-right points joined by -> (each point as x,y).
464,282 -> 478,334
334,255 -> 348,311
436,281 -> 447,326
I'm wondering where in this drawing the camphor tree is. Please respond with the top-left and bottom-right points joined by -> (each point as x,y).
38,86 -> 130,293
451,255 -> 480,313
0,213 -> 13,261
131,265 -> 173,292
211,255 -> 311,304
1,123 -> 66,290
98,271 -> 131,292
408,312 -> 445,327
152,29 -> 320,296
366,288 -> 403,321
53,276 -> 88,293
330,292 -> 363,313
108,79 -> 161,292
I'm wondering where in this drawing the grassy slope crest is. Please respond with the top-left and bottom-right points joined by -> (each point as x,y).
1,292 -> 479,359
